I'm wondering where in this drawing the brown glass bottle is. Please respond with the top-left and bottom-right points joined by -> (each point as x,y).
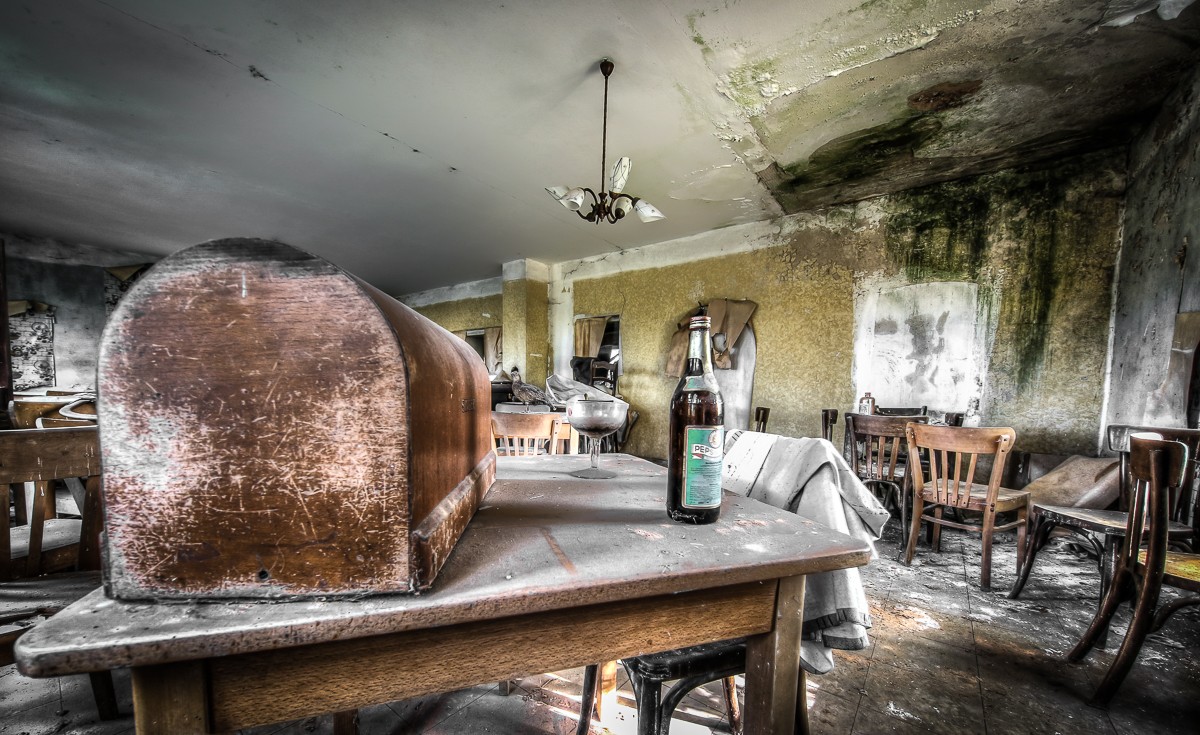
667,315 -> 724,524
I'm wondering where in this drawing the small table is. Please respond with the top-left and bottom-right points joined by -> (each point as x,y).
16,454 -> 871,734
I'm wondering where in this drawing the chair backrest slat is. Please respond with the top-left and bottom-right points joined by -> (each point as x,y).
846,413 -> 928,484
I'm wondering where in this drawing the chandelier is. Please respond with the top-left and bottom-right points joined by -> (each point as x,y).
546,59 -> 665,224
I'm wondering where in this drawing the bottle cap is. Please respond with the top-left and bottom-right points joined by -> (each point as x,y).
687,315 -> 711,329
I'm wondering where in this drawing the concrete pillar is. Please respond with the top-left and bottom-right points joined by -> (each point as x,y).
501,259 -> 550,387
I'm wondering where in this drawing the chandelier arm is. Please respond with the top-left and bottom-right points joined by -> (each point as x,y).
575,188 -> 601,222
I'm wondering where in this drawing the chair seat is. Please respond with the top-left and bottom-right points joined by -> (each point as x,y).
1036,505 -> 1193,537
919,483 -> 1029,511
1137,549 -> 1200,592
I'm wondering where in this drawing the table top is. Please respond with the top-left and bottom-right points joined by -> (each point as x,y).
16,453 -> 870,677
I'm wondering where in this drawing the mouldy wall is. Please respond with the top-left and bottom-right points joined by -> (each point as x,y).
569,151 -> 1121,459
571,218 -> 864,460
880,153 -> 1124,454
412,294 -> 502,334
1106,61 -> 1200,427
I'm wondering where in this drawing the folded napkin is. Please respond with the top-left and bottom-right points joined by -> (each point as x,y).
724,430 -> 888,673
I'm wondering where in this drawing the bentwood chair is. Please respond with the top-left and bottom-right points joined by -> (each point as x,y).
490,412 -> 562,457
0,426 -> 118,719
904,424 -> 1029,590
1068,433 -> 1200,706
846,413 -> 928,539
820,408 -> 838,443
1009,426 -> 1198,616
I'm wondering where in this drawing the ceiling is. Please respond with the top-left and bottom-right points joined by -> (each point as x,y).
2,1 -> 1198,295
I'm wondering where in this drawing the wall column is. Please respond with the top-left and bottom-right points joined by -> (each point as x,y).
501,259 -> 550,387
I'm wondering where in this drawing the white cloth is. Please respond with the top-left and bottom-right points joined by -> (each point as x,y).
723,431 -> 888,674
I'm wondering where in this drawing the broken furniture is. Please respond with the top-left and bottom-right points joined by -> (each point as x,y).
490,411 -> 563,456
846,412 -> 929,542
16,454 -> 871,735
97,238 -> 495,599
904,424 -> 1029,590
1068,433 -> 1200,706
1011,426 -> 1200,633
0,426 -> 116,719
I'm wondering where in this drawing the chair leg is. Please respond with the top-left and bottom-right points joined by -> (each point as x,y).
722,676 -> 743,735
577,664 -> 599,735
1008,516 -> 1055,599
89,671 -> 119,720
1069,569 -> 1132,663
1014,505 -> 1028,573
903,496 -> 924,565
931,506 -> 945,553
980,508 -> 997,591
1089,569 -> 1163,706
637,678 -> 662,735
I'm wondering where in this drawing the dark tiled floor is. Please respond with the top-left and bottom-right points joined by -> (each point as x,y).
3,524 -> 1198,734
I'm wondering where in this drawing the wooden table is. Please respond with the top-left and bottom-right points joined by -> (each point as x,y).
15,454 -> 871,734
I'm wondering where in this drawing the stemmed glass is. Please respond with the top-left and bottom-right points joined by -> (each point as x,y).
565,395 -> 629,479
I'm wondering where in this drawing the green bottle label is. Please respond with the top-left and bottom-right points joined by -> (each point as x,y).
683,426 -> 724,509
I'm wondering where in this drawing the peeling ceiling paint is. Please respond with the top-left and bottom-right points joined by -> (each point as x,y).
0,1 -> 1197,294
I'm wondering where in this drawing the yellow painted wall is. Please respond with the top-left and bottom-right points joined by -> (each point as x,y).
572,227 -> 864,459
413,294 -> 501,334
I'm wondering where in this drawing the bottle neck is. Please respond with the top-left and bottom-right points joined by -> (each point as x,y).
684,326 -> 714,376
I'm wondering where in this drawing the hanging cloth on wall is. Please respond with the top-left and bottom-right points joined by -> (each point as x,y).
708,298 -> 757,370
573,316 -> 609,358
483,326 -> 503,375
665,299 -> 758,377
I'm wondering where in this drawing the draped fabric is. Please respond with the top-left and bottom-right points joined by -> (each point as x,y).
483,327 -> 503,375
573,317 -> 609,358
723,430 -> 887,675
665,299 -> 758,377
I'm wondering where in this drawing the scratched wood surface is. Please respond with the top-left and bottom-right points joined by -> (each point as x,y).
16,454 -> 871,678
97,239 -> 492,601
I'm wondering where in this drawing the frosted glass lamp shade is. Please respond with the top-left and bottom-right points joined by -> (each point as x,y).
560,187 -> 586,211
609,157 -> 631,193
612,197 -> 634,219
634,200 -> 665,222
545,185 -> 570,200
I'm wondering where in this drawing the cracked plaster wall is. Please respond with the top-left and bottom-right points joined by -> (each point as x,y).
1106,59 -> 1200,428
559,152 -> 1122,459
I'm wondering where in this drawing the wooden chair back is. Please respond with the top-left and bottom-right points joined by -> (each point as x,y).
0,427 -> 102,580
1123,433 -> 1188,577
753,406 -> 771,433
848,413 -> 928,484
491,412 -> 562,457
1108,425 -> 1200,528
906,424 -> 1015,509
820,408 -> 839,442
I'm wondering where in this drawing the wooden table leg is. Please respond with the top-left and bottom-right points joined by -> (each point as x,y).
132,661 -> 210,734
742,575 -> 807,735
596,660 -> 618,719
